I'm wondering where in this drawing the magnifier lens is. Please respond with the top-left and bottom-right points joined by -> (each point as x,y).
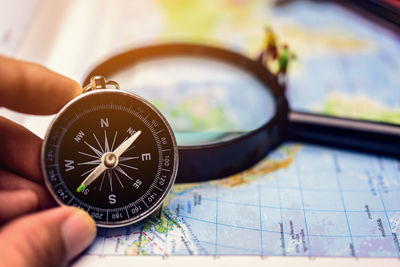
110,56 -> 276,146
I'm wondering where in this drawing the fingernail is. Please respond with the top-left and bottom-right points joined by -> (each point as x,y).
61,209 -> 97,260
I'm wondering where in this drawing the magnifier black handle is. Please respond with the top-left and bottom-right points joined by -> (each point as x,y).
287,111 -> 400,158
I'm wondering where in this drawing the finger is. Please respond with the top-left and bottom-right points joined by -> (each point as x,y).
0,116 -> 42,182
0,169 -> 55,209
0,55 -> 82,115
0,190 -> 38,224
0,207 -> 96,267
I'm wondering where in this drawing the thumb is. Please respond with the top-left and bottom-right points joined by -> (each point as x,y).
0,207 -> 96,267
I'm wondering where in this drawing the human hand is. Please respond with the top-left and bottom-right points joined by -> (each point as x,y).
0,56 -> 97,267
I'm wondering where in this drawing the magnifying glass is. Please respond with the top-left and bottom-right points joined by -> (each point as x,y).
84,44 -> 400,182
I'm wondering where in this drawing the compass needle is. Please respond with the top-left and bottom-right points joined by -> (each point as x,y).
78,163 -> 107,191
77,184 -> 86,193
113,131 -> 142,158
81,166 -> 98,177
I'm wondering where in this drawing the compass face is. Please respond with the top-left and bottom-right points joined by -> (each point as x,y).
42,90 -> 178,227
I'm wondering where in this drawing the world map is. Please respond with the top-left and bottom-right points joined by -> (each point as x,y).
83,0 -> 400,259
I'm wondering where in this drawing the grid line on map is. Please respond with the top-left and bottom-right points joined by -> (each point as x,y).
160,210 -> 170,255
261,184 -> 400,193
197,196 -> 400,213
276,174 -> 286,256
215,182 -> 219,255
377,186 -> 398,256
178,213 -> 386,239
333,153 -> 356,257
257,180 -> 264,256
198,239 -> 261,254
295,157 -> 311,256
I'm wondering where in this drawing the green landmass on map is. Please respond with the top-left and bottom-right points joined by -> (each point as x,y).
126,209 -> 181,255
323,92 -> 400,124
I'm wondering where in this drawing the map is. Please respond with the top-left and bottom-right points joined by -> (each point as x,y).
88,144 -> 400,257
80,0 -> 400,259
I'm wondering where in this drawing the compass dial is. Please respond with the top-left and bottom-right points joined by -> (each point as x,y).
42,89 -> 178,227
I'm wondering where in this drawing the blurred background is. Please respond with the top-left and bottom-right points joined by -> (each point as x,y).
1,0 -> 400,138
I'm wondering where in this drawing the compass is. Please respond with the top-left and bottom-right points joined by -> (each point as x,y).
42,76 -> 178,227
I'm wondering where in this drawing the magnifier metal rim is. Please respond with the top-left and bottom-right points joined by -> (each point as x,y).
83,43 -> 288,182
